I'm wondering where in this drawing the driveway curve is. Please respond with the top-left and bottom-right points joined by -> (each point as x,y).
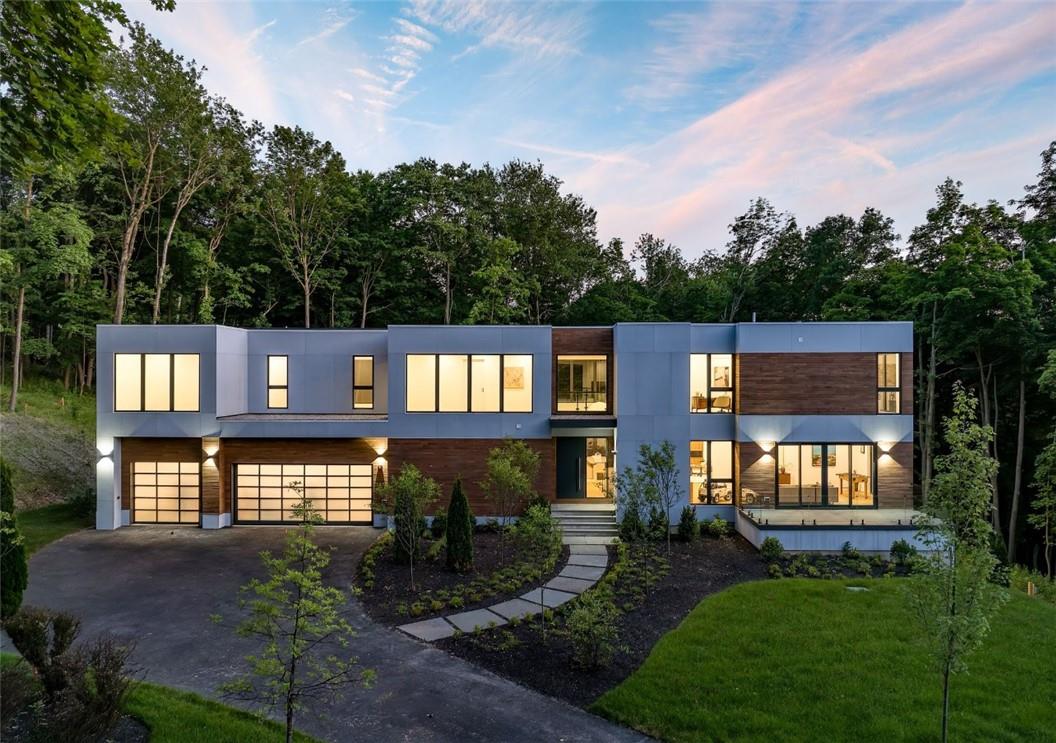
9,528 -> 646,742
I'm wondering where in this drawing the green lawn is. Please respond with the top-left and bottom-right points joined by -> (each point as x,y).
16,502 -> 93,554
0,379 -> 96,439
1,654 -> 317,742
593,579 -> 1056,743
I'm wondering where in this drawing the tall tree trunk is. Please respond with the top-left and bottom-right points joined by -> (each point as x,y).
151,215 -> 181,323
443,263 -> 453,324
360,282 -> 369,329
7,285 -> 25,412
920,302 -> 938,504
976,352 -> 999,532
1007,378 -> 1026,563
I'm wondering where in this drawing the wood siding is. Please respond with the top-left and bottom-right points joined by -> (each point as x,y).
878,443 -> 914,509
120,438 -> 202,510
551,327 -> 614,415
387,438 -> 556,515
738,444 -> 774,506
218,438 -> 382,516
737,352 -> 914,415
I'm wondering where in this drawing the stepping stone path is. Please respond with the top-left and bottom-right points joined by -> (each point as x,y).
398,544 -> 612,642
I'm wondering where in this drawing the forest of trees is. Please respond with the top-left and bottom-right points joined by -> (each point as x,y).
1,3 -> 1054,567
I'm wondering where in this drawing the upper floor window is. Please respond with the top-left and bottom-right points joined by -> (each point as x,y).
406,354 -> 532,413
689,440 -> 734,504
268,355 -> 288,409
114,353 -> 199,412
556,355 -> 607,412
353,356 -> 374,409
690,354 -> 734,413
877,353 -> 900,414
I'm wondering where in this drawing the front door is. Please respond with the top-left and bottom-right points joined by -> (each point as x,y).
556,437 -> 586,499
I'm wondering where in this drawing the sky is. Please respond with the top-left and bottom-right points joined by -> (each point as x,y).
120,0 -> 1056,258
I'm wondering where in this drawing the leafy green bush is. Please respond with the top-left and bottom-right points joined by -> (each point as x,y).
760,536 -> 784,562
890,538 -> 917,566
1,460 -> 28,619
647,507 -> 669,541
619,507 -> 645,542
513,504 -> 562,570
446,478 -> 474,572
1009,565 -> 1056,605
706,515 -> 730,539
567,590 -> 621,669
65,486 -> 96,519
430,507 -> 448,539
841,541 -> 861,561
358,531 -> 392,590
767,562 -> 783,579
677,506 -> 698,542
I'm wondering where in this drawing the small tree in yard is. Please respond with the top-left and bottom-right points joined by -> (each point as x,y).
219,491 -> 373,743
446,478 -> 474,572
480,440 -> 539,565
375,464 -> 438,588
1029,431 -> 1056,579
1,459 -> 29,618
636,442 -> 683,553
906,384 -> 1008,743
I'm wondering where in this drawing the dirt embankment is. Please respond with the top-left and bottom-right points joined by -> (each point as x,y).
0,412 -> 94,509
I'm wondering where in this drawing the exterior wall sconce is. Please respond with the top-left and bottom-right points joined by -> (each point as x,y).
877,441 -> 894,453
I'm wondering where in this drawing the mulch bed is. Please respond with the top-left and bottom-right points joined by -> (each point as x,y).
436,535 -> 768,707
2,712 -> 148,743
358,531 -> 568,625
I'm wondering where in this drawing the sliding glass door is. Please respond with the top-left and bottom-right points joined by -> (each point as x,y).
776,443 -> 875,508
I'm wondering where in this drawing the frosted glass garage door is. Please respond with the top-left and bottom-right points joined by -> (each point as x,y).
235,464 -> 373,524
133,461 -> 200,524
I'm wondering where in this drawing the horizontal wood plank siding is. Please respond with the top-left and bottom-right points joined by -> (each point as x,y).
551,327 -> 613,415
738,444 -> 774,506
878,443 -> 914,509
737,352 -> 914,415
120,438 -> 202,510
387,438 -> 556,515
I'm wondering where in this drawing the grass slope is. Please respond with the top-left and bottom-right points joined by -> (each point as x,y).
593,579 -> 1056,743
16,502 -> 92,554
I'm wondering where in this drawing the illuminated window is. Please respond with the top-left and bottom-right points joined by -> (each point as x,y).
132,461 -> 199,524
406,353 -> 533,413
113,353 -> 199,412
689,441 -> 735,505
585,437 -> 614,498
877,353 -> 900,414
556,355 -> 607,412
268,355 -> 288,409
234,463 -> 373,524
776,443 -> 874,507
690,354 -> 734,413
353,356 -> 374,409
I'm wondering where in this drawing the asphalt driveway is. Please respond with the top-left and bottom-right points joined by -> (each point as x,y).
5,527 -> 646,742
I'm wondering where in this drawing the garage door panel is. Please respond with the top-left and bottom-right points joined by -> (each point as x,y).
132,459 -> 199,525
235,462 -> 374,524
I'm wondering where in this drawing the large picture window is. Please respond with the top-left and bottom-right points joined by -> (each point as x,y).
114,353 -> 199,412
689,440 -> 734,505
353,356 -> 374,409
406,354 -> 533,413
267,355 -> 288,409
776,443 -> 875,507
556,355 -> 608,412
690,354 -> 734,413
877,353 -> 900,414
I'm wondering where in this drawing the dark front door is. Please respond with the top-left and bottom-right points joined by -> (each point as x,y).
556,437 -> 586,499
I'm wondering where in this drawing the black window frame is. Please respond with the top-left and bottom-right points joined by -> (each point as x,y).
877,352 -> 900,414
774,442 -> 878,509
353,355 -> 374,410
405,353 -> 533,414
113,352 -> 201,413
555,355 -> 609,413
690,353 -> 736,414
267,354 -> 288,410
689,440 -> 736,505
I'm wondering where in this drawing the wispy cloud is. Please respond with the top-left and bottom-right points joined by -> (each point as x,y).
294,9 -> 355,48
497,138 -> 644,167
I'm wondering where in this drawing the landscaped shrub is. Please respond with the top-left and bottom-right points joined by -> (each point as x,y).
1,459 -> 28,618
0,656 -> 38,726
760,536 -> 784,562
890,538 -> 917,566
677,506 -> 698,542
706,515 -> 730,539
358,531 -> 392,590
430,507 -> 448,539
1010,564 -> 1056,605
65,486 -> 96,518
647,506 -> 669,541
619,507 -> 645,542
446,478 -> 474,572
512,503 -> 562,570
566,589 -> 621,669
767,562 -> 783,579
840,541 -> 861,561
4,606 -> 82,699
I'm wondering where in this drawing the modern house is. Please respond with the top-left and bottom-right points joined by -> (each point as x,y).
95,322 -> 922,551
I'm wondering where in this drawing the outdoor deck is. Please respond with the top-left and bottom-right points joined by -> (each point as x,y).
735,507 -> 929,553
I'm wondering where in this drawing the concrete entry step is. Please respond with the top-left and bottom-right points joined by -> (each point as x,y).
563,534 -> 619,545
551,502 -> 616,512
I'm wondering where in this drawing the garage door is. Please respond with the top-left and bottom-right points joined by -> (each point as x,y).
132,461 -> 200,524
234,463 -> 373,524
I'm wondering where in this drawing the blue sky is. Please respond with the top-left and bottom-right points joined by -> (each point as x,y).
122,1 -> 1056,257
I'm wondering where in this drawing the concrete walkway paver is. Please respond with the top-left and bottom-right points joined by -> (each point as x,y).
400,617 -> 458,641
567,553 -> 609,567
560,565 -> 607,581
489,598 -> 542,621
545,575 -> 596,593
446,608 -> 505,633
520,586 -> 577,607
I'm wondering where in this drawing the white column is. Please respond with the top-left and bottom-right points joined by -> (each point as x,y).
95,438 -> 122,530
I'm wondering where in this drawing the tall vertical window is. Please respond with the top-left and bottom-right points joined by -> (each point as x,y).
267,355 -> 288,409
113,353 -> 199,412
353,356 -> 374,409
406,354 -> 532,413
556,355 -> 608,412
689,441 -> 735,504
690,354 -> 734,413
877,353 -> 900,414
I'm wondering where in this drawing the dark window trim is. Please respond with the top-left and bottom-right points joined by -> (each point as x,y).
353,355 -> 374,409
555,354 -> 610,414
129,459 -> 202,527
113,352 -> 201,413
774,442 -> 878,509
689,440 -> 736,506
689,353 -> 736,414
877,352 -> 900,415
405,353 -> 533,414
267,354 -> 288,410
